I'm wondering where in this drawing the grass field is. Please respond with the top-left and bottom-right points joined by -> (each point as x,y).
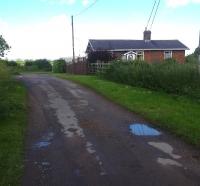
0,63 -> 27,186
55,74 -> 200,147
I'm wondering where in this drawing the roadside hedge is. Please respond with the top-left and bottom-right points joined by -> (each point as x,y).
24,59 -> 52,71
52,59 -> 66,73
0,62 -> 22,119
100,60 -> 200,100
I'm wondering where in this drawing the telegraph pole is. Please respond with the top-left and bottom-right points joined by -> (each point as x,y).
70,0 -> 98,72
198,32 -> 200,65
71,15 -> 75,73
198,31 -> 200,73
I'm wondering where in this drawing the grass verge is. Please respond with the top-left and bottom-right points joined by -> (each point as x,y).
0,69 -> 27,185
55,74 -> 200,147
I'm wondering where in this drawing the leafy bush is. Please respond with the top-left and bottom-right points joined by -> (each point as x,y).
24,59 -> 52,71
52,59 -> 66,73
0,62 -> 24,119
4,60 -> 23,75
35,59 -> 52,71
24,60 -> 38,71
100,60 -> 200,99
186,54 -> 198,64
6,61 -> 18,67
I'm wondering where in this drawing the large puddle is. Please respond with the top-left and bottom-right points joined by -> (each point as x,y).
130,124 -> 161,136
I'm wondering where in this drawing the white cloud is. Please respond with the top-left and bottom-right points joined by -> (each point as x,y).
166,0 -> 200,7
0,15 -> 199,60
0,15 -> 73,60
82,0 -> 90,6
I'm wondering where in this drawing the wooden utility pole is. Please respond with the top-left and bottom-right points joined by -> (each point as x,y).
198,31 -> 200,73
71,15 -> 75,73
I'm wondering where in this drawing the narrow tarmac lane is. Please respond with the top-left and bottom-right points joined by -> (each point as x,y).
20,74 -> 200,186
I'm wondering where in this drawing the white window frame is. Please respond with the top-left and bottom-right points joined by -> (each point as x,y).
137,51 -> 144,61
122,51 -> 144,61
123,51 -> 137,61
164,51 -> 172,60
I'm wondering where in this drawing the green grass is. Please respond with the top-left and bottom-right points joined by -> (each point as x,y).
0,82 -> 27,186
55,74 -> 200,147
0,63 -> 27,186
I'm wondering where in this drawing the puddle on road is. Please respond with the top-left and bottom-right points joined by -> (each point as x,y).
86,141 -> 96,154
34,141 -> 51,148
33,132 -> 54,149
130,124 -> 161,136
34,161 -> 50,166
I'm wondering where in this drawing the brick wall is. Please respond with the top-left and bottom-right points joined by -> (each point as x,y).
144,51 -> 163,63
87,50 -> 186,66
172,50 -> 185,63
144,50 -> 185,63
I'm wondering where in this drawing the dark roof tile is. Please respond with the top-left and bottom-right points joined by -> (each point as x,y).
88,39 -> 189,51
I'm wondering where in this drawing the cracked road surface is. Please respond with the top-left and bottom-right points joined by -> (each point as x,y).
20,74 -> 200,186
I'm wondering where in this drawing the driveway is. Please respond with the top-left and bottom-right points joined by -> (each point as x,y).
20,74 -> 200,186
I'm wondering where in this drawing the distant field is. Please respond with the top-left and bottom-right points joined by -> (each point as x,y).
55,74 -> 200,147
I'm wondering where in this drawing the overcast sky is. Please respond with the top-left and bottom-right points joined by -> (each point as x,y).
0,0 -> 200,60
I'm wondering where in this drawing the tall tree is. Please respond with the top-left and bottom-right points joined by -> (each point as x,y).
194,47 -> 200,57
194,32 -> 200,57
0,35 -> 10,58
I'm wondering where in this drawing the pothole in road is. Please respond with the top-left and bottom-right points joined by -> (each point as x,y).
129,124 -> 161,136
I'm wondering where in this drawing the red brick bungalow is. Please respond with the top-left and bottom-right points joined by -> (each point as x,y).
86,31 -> 189,63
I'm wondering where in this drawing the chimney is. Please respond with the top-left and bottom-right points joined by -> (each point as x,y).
143,29 -> 151,41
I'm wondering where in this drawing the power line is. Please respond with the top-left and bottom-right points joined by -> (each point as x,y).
71,0 -> 99,71
150,0 -> 160,30
146,0 -> 157,30
74,0 -> 99,17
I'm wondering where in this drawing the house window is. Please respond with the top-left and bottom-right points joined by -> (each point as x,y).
122,51 -> 144,61
164,51 -> 172,59
137,51 -> 144,61
123,51 -> 136,61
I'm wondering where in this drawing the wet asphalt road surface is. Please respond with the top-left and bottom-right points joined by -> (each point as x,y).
20,74 -> 200,186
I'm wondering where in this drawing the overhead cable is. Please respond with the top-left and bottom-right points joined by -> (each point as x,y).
150,0 -> 160,30
146,0 -> 157,30
74,0 -> 99,17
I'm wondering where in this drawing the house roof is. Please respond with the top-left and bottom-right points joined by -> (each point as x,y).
86,39 -> 189,52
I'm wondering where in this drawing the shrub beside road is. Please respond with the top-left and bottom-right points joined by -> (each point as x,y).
0,62 -> 27,186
